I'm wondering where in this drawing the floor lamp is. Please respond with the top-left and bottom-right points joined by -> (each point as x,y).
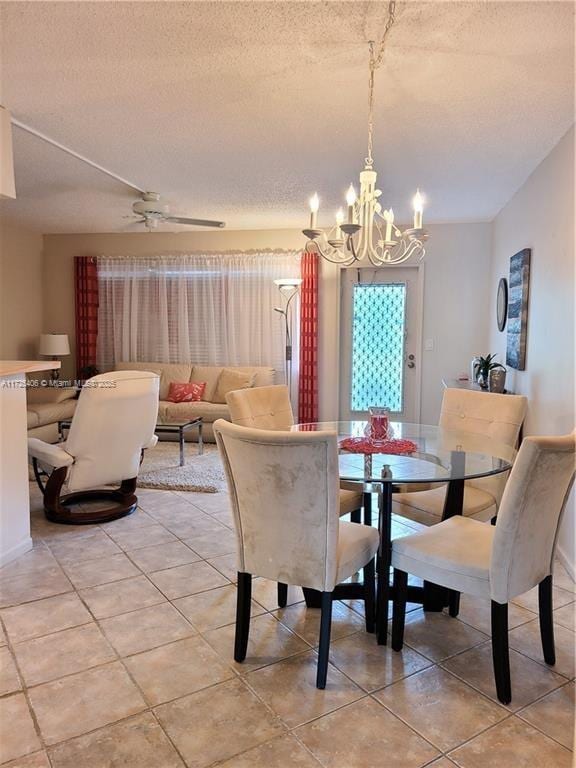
273,278 -> 302,399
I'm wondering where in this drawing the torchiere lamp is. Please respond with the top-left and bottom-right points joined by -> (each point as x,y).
273,278 -> 302,399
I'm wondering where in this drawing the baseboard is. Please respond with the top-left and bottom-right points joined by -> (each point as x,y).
556,543 -> 576,581
0,536 -> 33,568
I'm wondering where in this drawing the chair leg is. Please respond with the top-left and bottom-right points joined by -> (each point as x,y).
277,582 -> 288,608
350,508 -> 361,524
538,575 -> 556,665
491,600 -> 511,704
234,572 -> 252,663
448,591 -> 461,617
363,491 -> 372,526
316,592 -> 333,689
391,569 -> 408,651
364,558 -> 376,634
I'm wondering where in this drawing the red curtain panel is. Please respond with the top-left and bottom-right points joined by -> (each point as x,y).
298,251 -> 319,423
74,256 -> 99,378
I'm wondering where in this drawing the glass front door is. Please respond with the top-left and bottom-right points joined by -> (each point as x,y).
340,268 -> 421,422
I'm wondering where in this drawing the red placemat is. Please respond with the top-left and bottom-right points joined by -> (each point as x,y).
339,437 -> 418,455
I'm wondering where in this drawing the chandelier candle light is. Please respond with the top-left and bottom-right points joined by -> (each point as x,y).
303,1 -> 428,266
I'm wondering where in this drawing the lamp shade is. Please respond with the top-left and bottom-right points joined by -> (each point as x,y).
39,334 -> 70,356
274,278 -> 303,291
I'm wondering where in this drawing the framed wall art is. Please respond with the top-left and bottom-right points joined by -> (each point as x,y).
506,248 -> 531,370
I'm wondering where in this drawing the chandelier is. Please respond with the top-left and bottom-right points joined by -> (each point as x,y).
302,1 -> 428,266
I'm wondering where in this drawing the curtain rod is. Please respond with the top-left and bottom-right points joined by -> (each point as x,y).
96,249 -> 303,259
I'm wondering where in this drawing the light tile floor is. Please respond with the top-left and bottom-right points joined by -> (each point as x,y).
0,482 -> 574,767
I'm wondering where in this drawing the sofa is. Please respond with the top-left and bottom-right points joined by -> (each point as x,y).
115,362 -> 275,442
27,386 -> 78,443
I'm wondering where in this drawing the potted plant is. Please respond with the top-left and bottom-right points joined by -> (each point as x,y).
475,354 -> 505,390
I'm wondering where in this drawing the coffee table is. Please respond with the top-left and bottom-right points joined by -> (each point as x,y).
58,417 -> 204,467
155,419 -> 203,466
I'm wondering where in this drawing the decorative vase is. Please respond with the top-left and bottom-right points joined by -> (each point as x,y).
489,368 -> 506,393
366,407 -> 391,440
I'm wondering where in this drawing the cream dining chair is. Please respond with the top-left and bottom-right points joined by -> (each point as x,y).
226,385 -> 366,606
226,385 -> 363,519
28,371 -> 159,524
213,419 -> 380,689
390,432 -> 575,704
393,388 -> 527,526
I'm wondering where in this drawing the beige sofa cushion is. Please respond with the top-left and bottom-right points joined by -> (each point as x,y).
189,366 -> 223,402
162,401 -> 230,424
28,399 -> 77,428
116,362 -> 165,395
237,366 -> 275,388
116,362 -> 191,401
214,368 -> 255,404
116,362 -> 275,402
27,387 -> 77,405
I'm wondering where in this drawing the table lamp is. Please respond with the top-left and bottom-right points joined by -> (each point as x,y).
39,334 -> 70,380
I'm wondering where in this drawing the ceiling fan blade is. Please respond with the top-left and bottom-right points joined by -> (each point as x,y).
165,216 -> 225,228
119,219 -> 145,230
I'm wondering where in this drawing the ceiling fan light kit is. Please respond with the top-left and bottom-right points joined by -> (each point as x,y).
302,1 -> 429,267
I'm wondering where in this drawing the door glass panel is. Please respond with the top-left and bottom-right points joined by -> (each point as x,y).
350,283 -> 406,413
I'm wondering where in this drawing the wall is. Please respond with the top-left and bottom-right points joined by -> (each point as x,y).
43,223 -> 493,423
0,218 -> 44,359
488,125 -> 575,573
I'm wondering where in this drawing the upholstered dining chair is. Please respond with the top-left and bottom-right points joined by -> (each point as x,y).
28,370 -> 159,524
226,385 -> 363,517
393,388 -> 527,526
390,432 -> 575,704
226,384 -> 366,607
213,419 -> 380,689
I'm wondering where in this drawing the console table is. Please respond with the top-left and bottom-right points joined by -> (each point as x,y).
442,378 -> 515,394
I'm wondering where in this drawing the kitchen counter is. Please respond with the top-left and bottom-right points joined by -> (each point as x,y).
0,360 -> 60,566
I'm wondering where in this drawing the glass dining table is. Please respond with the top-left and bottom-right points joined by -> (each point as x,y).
292,421 -> 517,645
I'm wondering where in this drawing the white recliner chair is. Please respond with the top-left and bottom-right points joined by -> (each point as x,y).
28,371 -> 159,524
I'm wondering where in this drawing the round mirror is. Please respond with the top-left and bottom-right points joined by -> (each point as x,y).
497,277 -> 508,332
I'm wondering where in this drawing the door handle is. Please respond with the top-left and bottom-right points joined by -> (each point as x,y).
407,354 -> 416,369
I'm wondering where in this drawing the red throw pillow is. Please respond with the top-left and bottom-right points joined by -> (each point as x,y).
166,381 -> 206,403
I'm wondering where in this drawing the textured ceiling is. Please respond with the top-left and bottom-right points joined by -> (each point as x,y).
0,0 -> 574,233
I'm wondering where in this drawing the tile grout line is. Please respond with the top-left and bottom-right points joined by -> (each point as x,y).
8,488 -> 574,766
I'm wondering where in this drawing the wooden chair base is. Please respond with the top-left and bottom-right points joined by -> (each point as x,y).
41,465 -> 138,525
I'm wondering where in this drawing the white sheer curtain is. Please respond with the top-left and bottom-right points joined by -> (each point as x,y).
96,252 -> 301,389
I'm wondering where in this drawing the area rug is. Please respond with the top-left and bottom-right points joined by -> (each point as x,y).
137,442 -> 226,493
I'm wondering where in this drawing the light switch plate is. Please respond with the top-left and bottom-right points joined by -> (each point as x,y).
424,338 -> 434,351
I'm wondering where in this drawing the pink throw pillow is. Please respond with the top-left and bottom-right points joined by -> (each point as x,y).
166,381 -> 206,403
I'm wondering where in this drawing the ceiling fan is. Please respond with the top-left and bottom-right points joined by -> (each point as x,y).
130,192 -> 225,230
8,117 -> 226,230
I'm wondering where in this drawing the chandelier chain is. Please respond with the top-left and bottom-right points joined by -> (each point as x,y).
365,0 -> 396,168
